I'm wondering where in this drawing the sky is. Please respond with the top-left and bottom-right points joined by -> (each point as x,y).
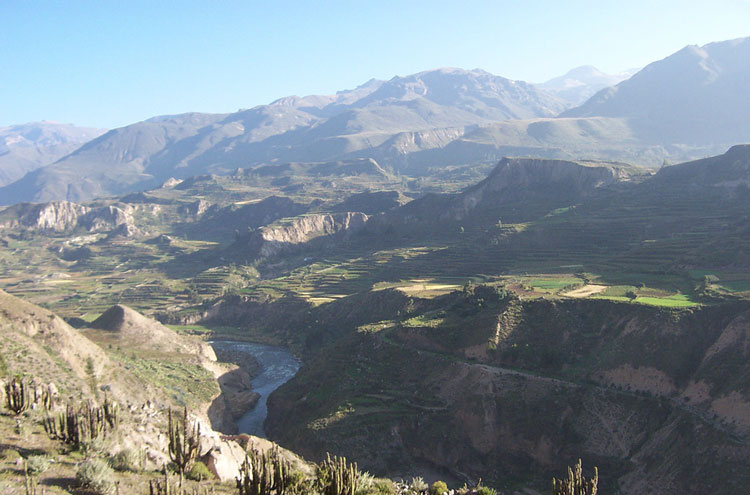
2,0 -> 749,129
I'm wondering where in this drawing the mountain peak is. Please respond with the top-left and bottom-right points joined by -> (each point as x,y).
561,37 -> 750,144
539,66 -> 634,106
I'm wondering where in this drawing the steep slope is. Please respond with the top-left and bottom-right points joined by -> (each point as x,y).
265,290 -> 750,494
562,37 -> 750,144
538,65 -> 637,106
0,69 -> 565,204
0,122 -> 105,187
87,304 -> 260,434
0,288 -> 110,398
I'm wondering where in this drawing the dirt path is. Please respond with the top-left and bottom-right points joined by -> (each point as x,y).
563,284 -> 608,297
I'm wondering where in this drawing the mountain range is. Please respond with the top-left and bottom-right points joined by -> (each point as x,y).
0,121 -> 105,187
1,37 -> 749,205
563,37 -> 750,144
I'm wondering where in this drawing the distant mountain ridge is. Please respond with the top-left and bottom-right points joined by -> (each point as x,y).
0,121 -> 105,187
0,68 -> 568,204
3,35 -> 750,205
562,37 -> 750,143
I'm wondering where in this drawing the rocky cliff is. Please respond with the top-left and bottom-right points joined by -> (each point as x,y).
247,212 -> 369,258
0,200 -> 137,234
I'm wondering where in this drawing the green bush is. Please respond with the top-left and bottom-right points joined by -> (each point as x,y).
26,455 -> 52,475
186,461 -> 213,481
476,487 -> 497,495
430,481 -> 449,495
371,479 -> 397,494
76,458 -> 116,495
110,448 -> 143,472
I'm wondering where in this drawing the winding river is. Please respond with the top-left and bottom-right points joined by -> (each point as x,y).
210,341 -> 300,437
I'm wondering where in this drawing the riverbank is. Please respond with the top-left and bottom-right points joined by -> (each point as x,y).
210,340 -> 300,437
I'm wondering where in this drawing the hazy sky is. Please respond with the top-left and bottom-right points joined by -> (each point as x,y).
2,0 -> 749,129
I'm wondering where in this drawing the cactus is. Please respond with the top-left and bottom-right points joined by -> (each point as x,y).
103,392 -> 119,429
168,407 -> 201,483
316,452 -> 358,495
40,383 -> 55,411
5,376 -> 30,415
236,447 -> 294,495
552,459 -> 598,495
43,398 -> 119,448
24,460 -> 37,495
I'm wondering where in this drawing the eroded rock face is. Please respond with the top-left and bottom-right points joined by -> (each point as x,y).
247,211 -> 369,258
0,201 -> 89,231
0,200 -> 136,234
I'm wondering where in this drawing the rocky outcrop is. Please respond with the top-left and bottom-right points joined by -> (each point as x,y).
178,198 -> 212,217
0,201 -> 89,231
247,212 -> 369,258
0,200 -> 136,234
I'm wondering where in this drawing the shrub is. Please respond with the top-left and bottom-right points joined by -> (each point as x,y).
186,461 -> 213,481
476,487 -> 497,495
110,448 -> 143,472
370,479 -> 397,494
410,477 -> 428,493
430,481 -> 449,495
26,455 -> 52,475
355,471 -> 376,495
79,436 -> 108,457
76,458 -> 116,495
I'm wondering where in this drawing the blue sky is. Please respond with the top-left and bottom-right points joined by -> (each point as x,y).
2,0 -> 749,129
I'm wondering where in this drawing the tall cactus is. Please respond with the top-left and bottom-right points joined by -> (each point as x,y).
103,392 -> 119,429
168,407 -> 201,483
236,447 -> 293,495
316,453 -> 358,495
43,398 -> 119,447
5,377 -> 30,416
552,459 -> 598,495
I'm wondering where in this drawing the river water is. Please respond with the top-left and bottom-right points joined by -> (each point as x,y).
210,341 -> 300,437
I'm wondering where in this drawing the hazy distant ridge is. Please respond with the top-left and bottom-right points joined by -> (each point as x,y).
562,37 -> 750,143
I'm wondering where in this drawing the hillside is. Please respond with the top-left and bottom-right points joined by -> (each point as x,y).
562,37 -> 750,144
0,141 -> 748,493
265,288 -> 750,494
0,289 -> 318,493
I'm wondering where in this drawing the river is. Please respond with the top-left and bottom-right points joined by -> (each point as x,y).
210,341 -> 300,437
